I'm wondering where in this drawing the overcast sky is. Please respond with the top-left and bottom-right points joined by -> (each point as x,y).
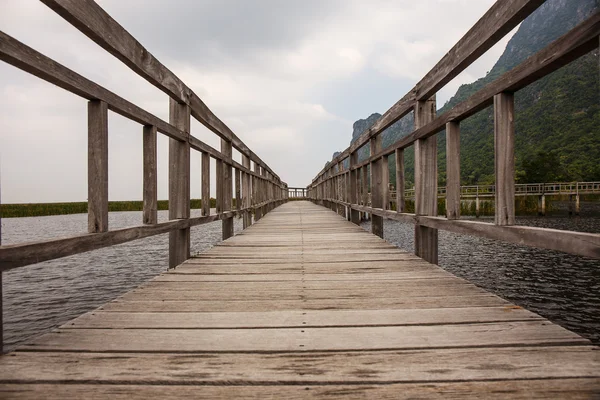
0,0 -> 517,203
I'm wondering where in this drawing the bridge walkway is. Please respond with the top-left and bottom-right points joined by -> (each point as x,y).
0,201 -> 598,398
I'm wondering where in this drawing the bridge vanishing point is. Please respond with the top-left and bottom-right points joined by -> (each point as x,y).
0,0 -> 599,398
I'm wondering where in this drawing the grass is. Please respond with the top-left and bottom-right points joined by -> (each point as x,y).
1,198 -> 218,218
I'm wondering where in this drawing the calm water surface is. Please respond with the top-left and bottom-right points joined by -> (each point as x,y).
1,204 -> 599,351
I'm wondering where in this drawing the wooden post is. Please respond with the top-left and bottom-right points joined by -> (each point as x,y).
446,121 -> 460,220
382,155 -> 390,210
216,158 -> 223,214
254,164 -> 262,221
143,125 -> 157,225
88,100 -> 108,233
242,154 -> 251,228
168,99 -> 190,268
395,148 -> 405,213
235,167 -> 241,212
221,139 -> 233,239
370,135 -> 383,238
362,166 -> 369,220
494,92 -> 515,226
414,96 -> 438,264
349,152 -> 360,224
201,152 -> 210,216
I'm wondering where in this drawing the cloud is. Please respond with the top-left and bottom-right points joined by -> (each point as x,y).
0,0 -> 509,202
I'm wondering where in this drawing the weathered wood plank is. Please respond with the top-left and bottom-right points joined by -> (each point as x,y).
445,121 -> 460,220
370,136 -> 383,238
494,92 -> 515,226
18,321 -> 587,352
201,152 -> 210,216
2,347 -> 597,384
142,125 -> 158,224
87,100 -> 109,233
64,307 -> 543,329
414,97 -> 438,264
395,148 -> 405,213
98,295 -> 510,312
221,139 -> 234,239
3,379 -> 599,400
168,99 -> 191,268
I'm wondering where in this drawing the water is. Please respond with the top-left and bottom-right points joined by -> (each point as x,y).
1,206 -> 599,351
361,208 -> 600,346
1,209 -> 242,351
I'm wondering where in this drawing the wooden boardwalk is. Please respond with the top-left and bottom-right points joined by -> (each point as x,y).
0,201 -> 598,398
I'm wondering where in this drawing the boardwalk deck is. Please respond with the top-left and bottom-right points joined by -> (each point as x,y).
0,201 -> 598,398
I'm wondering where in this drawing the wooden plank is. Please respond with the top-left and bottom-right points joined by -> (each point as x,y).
221,139 -> 234,239
395,148 -> 405,213
87,100 -> 109,233
201,152 -> 210,216
64,307 -> 543,329
142,125 -> 158,224
414,96 -> 438,264
242,154 -> 251,228
98,295 -> 509,312
2,379 -> 600,400
349,152 -> 360,224
382,155 -> 390,210
156,271 -> 454,282
18,321 -> 587,352
370,136 -> 383,237
2,347 -> 597,384
168,99 -> 191,268
494,92 -> 515,226
445,121 -> 460,220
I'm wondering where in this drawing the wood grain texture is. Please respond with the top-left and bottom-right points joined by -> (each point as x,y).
445,121 -> 460,220
201,152 -> 210,216
2,380 -> 599,400
395,148 -> 405,213
221,139 -> 234,239
370,136 -> 383,238
414,97 -> 438,264
494,92 -> 515,226
87,100 -> 109,233
242,154 -> 251,228
142,125 -> 158,224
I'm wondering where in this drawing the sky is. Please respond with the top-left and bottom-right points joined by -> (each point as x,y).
0,0 -> 518,203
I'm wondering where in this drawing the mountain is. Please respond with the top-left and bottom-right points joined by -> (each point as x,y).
331,0 -> 599,187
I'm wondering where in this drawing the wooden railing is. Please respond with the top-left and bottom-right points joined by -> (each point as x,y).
288,187 -> 308,198
398,181 -> 600,199
0,0 -> 288,350
307,0 -> 600,262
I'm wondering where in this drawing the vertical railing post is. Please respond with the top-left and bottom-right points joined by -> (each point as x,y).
168,99 -> 191,268
361,165 -> 368,220
242,154 -> 251,228
221,139 -> 233,239
235,167 -> 241,213
143,125 -> 158,224
395,148 -> 405,213
88,100 -> 109,233
254,164 -> 262,221
201,152 -> 210,216
370,135 -> 383,238
414,96 -> 438,264
382,155 -> 390,211
494,92 -> 515,226
446,121 -> 461,220
349,152 -> 360,224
